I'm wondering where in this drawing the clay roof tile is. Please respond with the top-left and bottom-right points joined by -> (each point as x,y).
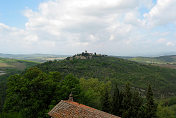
48,100 -> 121,118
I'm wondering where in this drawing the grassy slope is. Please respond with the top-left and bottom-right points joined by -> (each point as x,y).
0,58 -> 39,69
37,56 -> 176,98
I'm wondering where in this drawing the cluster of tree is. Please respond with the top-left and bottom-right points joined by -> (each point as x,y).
101,83 -> 157,118
0,69 -> 25,112
2,67 -> 162,118
156,97 -> 176,118
3,67 -> 80,118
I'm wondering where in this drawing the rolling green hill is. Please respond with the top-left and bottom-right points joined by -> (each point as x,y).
0,57 -> 39,78
0,53 -> 68,62
119,55 -> 176,69
0,57 -> 39,81
124,55 -> 176,64
37,56 -> 176,98
0,57 -> 39,69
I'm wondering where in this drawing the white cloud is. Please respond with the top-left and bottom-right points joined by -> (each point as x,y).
0,0 -> 176,55
22,0 -> 147,54
144,0 -> 176,26
109,35 -> 114,41
157,38 -> 166,43
166,42 -> 175,47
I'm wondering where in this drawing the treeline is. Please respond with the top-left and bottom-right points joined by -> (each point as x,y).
2,67 -> 175,118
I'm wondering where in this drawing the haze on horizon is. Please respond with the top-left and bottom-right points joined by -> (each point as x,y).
0,0 -> 176,56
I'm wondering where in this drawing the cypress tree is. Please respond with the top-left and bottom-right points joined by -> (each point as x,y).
101,87 -> 111,113
122,83 -> 132,118
131,91 -> 143,118
121,83 -> 144,118
144,84 -> 157,118
112,83 -> 123,116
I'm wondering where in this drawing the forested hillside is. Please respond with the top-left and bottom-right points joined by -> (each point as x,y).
1,56 -> 176,118
3,67 -> 160,118
37,56 -> 176,97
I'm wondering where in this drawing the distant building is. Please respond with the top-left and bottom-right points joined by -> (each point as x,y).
66,51 -> 107,60
48,94 -> 120,118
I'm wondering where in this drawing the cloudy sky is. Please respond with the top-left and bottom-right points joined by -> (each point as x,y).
0,0 -> 176,56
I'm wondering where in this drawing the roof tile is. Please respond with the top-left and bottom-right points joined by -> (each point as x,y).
48,100 -> 121,118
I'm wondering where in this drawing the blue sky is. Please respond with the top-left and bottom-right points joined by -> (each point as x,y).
0,0 -> 176,56
0,0 -> 47,28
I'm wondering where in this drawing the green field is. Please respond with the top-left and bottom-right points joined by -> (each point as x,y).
0,58 -> 39,70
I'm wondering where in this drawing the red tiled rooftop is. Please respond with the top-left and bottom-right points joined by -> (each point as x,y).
48,100 -> 121,118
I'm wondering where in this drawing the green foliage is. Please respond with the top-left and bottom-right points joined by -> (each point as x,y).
157,103 -> 175,118
144,85 -> 157,118
121,83 -> 144,118
0,58 -> 38,112
101,86 -> 111,113
157,97 -> 176,118
2,56 -> 176,118
79,78 -> 111,110
0,112 -> 22,118
162,97 -> 176,106
37,56 -> 176,97
111,83 -> 123,116
4,67 -> 54,117
3,67 -> 81,118
60,74 -> 81,101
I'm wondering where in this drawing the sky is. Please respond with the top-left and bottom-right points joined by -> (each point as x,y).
0,0 -> 176,56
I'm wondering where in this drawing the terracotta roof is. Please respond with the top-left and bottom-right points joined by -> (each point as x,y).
48,100 -> 121,118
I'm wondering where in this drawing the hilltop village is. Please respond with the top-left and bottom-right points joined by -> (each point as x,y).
66,51 -> 107,60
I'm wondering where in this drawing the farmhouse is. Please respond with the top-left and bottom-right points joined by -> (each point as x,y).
48,94 -> 120,118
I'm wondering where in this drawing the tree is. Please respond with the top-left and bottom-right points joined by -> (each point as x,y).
79,78 -> 105,109
4,67 -> 58,118
111,83 -> 123,116
101,86 -> 111,113
121,83 -> 133,118
131,91 -> 143,118
157,102 -> 175,118
3,74 -> 22,112
144,84 -> 157,118
121,83 -> 144,118
60,74 -> 81,101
